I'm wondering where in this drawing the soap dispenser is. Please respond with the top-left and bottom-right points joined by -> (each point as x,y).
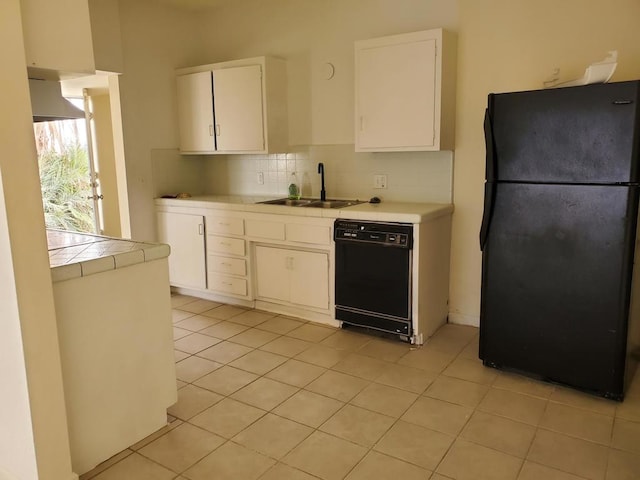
288,172 -> 301,200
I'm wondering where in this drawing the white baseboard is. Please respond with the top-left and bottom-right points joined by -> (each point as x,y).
69,474 -> 79,480
448,311 -> 479,327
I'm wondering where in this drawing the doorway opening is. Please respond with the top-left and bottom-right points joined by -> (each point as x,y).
33,73 -> 130,238
34,115 -> 98,234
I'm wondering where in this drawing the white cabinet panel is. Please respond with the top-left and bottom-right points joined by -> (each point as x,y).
289,250 -> 329,309
255,245 -> 329,310
176,56 -> 287,154
207,235 -> 245,257
22,0 -> 93,78
22,0 -> 124,79
213,65 -> 264,152
357,39 -> 436,149
206,214 -> 244,236
156,211 -> 206,289
208,255 -> 246,276
355,28 -> 456,152
176,71 -> 215,153
255,246 -> 290,303
208,276 -> 247,296
246,219 -> 286,240
203,212 -> 249,298
286,223 -> 331,245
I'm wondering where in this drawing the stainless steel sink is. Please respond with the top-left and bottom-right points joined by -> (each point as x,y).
257,198 -> 364,209
303,199 -> 364,209
258,198 -> 316,206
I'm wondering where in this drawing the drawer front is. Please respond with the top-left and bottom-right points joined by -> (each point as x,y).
286,223 -> 331,245
208,275 -> 247,296
246,219 -> 285,240
206,215 -> 244,236
207,235 -> 245,256
208,255 -> 246,276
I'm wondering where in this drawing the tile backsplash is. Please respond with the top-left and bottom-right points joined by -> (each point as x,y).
152,145 -> 453,204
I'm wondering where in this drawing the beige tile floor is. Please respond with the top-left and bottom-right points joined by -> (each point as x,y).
81,294 -> 640,480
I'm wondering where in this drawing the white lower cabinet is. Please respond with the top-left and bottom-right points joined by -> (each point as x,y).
156,205 -> 333,317
208,275 -> 247,297
156,211 -> 206,289
205,213 -> 249,299
255,245 -> 329,310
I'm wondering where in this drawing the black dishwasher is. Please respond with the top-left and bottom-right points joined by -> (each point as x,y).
334,219 -> 413,338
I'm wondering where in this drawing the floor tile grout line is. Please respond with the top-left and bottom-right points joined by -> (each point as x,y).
182,346 -> 499,477
95,295 -> 640,479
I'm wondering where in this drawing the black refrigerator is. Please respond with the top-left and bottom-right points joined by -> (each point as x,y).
480,80 -> 640,400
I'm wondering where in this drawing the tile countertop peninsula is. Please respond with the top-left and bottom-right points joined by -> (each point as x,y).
46,229 -> 176,475
154,195 -> 454,223
47,229 -> 170,282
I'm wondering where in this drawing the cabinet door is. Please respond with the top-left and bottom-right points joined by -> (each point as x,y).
254,246 -> 289,302
213,65 -> 265,152
289,250 -> 329,309
22,0 -> 95,76
356,37 -> 437,150
177,71 -> 215,153
157,211 -> 206,289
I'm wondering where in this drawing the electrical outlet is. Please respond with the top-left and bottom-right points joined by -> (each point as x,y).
256,172 -> 264,185
374,174 -> 387,189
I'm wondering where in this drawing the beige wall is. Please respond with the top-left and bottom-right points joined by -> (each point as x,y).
117,0 -> 202,240
1,1 -> 75,479
197,0 -> 458,146
450,0 -> 640,325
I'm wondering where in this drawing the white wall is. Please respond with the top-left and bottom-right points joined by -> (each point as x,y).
450,0 -> 640,325
1,1 -> 75,478
200,146 -> 453,204
117,0 -> 202,240
196,0 -> 458,146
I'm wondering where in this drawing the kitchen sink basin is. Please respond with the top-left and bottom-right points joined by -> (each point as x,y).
303,199 -> 364,209
258,198 -> 316,206
257,198 -> 365,209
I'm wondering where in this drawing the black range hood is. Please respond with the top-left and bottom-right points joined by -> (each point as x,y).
29,79 -> 85,122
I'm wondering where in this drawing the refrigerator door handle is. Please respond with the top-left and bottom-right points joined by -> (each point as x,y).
484,108 -> 496,182
479,181 -> 495,251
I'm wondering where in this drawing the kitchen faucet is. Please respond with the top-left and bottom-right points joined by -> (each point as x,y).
318,162 -> 326,201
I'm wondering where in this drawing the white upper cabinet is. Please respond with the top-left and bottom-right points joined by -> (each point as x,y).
214,65 -> 264,152
21,0 -> 94,78
176,56 -> 288,155
21,0 -> 124,79
176,71 -> 215,152
355,29 -> 457,152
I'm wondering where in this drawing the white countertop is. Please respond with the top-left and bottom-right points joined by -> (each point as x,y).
47,229 -> 170,282
155,195 -> 453,223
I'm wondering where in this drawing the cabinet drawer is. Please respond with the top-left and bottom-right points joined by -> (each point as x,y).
246,219 -> 285,240
207,235 -> 245,256
286,223 -> 331,245
206,215 -> 244,235
208,255 -> 246,276
208,275 -> 247,296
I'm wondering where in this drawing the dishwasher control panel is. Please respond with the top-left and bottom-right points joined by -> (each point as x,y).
334,220 -> 413,248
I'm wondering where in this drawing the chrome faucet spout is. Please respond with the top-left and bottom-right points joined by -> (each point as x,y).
318,162 -> 326,201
